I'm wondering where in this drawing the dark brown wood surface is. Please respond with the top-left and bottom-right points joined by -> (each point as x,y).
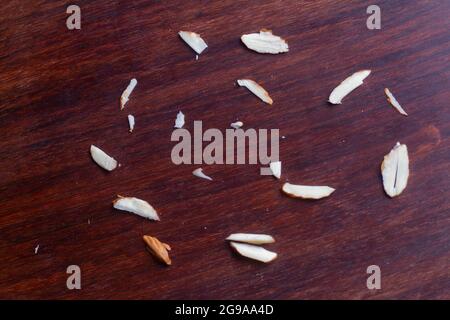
0,0 -> 449,300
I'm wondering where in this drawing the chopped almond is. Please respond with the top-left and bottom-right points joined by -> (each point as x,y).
143,235 -> 171,266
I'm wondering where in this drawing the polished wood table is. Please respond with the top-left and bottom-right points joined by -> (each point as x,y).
0,0 -> 448,299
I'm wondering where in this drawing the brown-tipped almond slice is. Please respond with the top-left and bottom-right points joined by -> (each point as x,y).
282,182 -> 335,199
178,31 -> 208,54
128,114 -> 135,132
237,79 -> 273,105
90,145 -> 118,171
226,233 -> 275,244
143,235 -> 171,266
241,29 -> 288,54
120,78 -> 137,110
384,88 -> 408,116
113,196 -> 160,221
230,242 -> 277,263
328,70 -> 371,104
381,142 -> 409,197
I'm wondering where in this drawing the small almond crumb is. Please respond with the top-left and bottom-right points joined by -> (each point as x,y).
174,111 -> 185,128
143,235 -> 172,266
230,121 -> 243,129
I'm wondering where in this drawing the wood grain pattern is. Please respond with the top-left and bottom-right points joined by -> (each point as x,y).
0,0 -> 449,299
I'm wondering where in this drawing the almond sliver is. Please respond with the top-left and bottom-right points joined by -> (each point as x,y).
120,78 -> 137,110
237,79 -> 273,105
143,235 -> 171,266
128,114 -> 135,132
385,88 -> 408,116
192,168 -> 213,181
269,161 -> 281,179
282,182 -> 335,199
241,29 -> 288,54
381,142 -> 409,197
230,242 -> 277,263
90,145 -> 118,171
329,70 -> 371,104
178,31 -> 208,54
226,233 -> 275,244
113,196 -> 160,221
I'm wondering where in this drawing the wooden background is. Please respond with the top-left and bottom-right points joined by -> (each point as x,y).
0,0 -> 449,299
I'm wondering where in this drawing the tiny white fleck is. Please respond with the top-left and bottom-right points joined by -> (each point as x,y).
34,244 -> 40,254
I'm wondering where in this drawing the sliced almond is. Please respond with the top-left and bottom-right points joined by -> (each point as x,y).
385,88 -> 408,116
143,235 -> 171,266
237,79 -> 273,105
269,161 -> 281,179
192,168 -> 213,181
230,121 -> 243,129
241,29 -> 288,54
178,31 -> 208,54
226,233 -> 275,244
120,78 -> 137,110
381,142 -> 409,198
328,70 -> 371,104
128,114 -> 135,132
90,145 -> 118,171
174,111 -> 185,128
230,242 -> 277,263
282,182 -> 335,199
113,196 -> 160,221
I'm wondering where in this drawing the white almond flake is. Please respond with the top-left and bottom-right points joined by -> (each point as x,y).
34,244 -> 39,255
230,242 -> 277,263
195,55 -> 199,61
90,145 -> 118,171
269,161 -> 281,179
385,88 -> 408,116
120,78 -> 137,110
226,233 -> 275,244
230,121 -> 243,129
128,114 -> 135,133
178,31 -> 208,54
282,182 -> 335,199
241,29 -> 289,54
174,111 -> 185,128
381,142 -> 409,198
113,196 -> 160,221
328,70 -> 371,104
237,79 -> 273,105
192,168 -> 213,181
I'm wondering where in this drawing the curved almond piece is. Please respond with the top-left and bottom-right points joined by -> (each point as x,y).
329,70 -> 371,104
178,31 -> 208,54
192,168 -> 213,181
230,121 -> 243,129
385,88 -> 408,116
113,196 -> 160,221
230,242 -> 277,263
282,182 -> 335,199
143,235 -> 171,266
381,142 -> 409,197
241,29 -> 288,54
90,145 -> 118,171
226,233 -> 275,244
237,79 -> 273,105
